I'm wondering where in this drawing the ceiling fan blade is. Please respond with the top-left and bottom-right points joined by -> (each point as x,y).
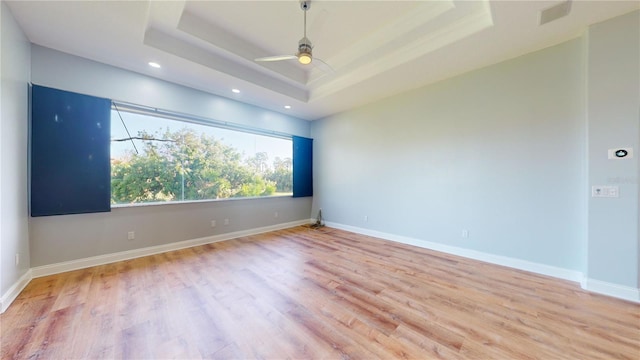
255,55 -> 297,62
313,57 -> 335,73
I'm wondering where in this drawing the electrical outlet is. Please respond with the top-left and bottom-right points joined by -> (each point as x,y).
127,231 -> 135,240
364,215 -> 368,222
274,211 -> 279,218
462,229 -> 469,238
210,220 -> 216,228
224,218 -> 229,226
15,253 -> 19,266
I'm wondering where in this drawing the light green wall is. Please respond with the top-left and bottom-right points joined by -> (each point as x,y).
586,10 -> 639,288
311,10 -> 640,296
312,37 -> 587,271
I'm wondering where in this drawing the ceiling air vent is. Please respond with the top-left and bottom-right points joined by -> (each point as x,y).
539,0 -> 572,26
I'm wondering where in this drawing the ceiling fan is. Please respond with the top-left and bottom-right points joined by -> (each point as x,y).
255,0 -> 330,69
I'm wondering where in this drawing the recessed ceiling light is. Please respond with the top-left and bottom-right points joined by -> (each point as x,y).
148,62 -> 161,69
232,88 -> 241,94
284,105 -> 291,109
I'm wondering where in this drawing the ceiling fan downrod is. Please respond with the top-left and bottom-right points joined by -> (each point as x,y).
254,0 -> 318,65
297,0 -> 313,64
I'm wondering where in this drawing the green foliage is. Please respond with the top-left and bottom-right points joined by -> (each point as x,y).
235,176 -> 277,197
111,128 -> 292,204
266,157 -> 293,193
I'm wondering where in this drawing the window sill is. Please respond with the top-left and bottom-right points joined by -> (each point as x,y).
110,194 -> 294,209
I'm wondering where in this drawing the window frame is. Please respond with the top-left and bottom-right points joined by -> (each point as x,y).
110,101 -> 297,207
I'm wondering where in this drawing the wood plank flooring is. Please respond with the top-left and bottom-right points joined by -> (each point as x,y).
2,226 -> 639,359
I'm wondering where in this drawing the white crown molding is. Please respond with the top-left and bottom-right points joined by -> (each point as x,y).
177,9 -> 309,85
309,0 -> 494,100
318,1 -> 455,73
145,0 -> 495,104
143,27 -> 309,102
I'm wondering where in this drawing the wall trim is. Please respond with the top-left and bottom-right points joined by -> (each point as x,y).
326,221 -> 584,282
325,221 -> 638,303
6,219 -> 638,312
583,278 -> 640,303
1,270 -> 33,314
3,219 -> 310,313
31,219 -> 311,279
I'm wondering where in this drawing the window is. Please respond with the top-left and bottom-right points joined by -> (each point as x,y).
110,108 -> 293,205
31,84 -> 311,216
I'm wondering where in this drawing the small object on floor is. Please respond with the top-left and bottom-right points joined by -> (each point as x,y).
311,209 -> 324,229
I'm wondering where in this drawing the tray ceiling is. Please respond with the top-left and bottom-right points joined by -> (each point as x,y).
6,0 -> 639,120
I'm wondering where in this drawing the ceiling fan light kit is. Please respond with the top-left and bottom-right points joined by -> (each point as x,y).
298,52 -> 313,65
255,0 -> 321,66
297,37 -> 313,64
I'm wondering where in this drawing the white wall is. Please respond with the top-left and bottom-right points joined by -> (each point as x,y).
586,11 -> 639,289
312,37 -> 587,272
29,46 -> 312,267
0,1 -> 31,302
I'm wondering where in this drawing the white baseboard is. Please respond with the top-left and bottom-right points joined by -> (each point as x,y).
3,220 -> 311,313
1,270 -> 33,314
5,219 -> 638,313
583,278 -> 640,303
31,219 -> 311,278
326,221 -> 585,283
326,222 -> 639,303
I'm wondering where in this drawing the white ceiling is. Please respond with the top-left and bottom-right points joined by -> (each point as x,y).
6,0 -> 639,121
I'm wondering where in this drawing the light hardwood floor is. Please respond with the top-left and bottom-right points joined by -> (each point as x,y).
2,226 -> 639,359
